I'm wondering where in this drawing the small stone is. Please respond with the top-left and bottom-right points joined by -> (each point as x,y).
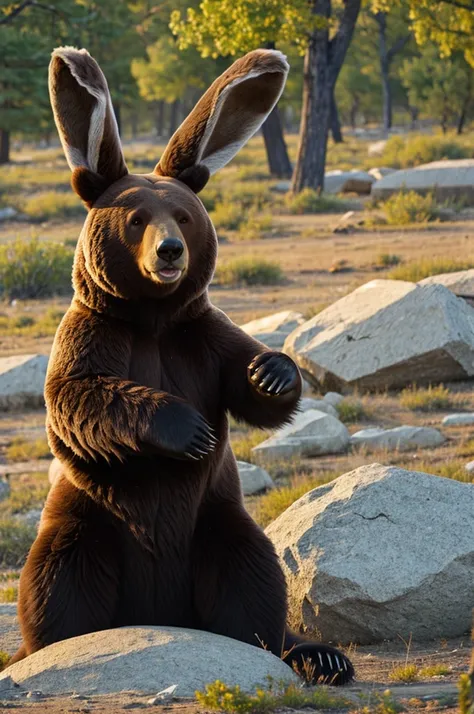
298,398 -> 338,418
465,461 -> 474,474
442,413 -> 474,426
26,690 -> 43,699
147,684 -> 178,704
237,462 -> 274,495
323,392 -> 345,407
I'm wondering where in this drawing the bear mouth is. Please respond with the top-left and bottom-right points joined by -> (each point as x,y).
157,267 -> 182,283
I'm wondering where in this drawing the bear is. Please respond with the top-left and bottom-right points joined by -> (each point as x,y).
10,46 -> 354,686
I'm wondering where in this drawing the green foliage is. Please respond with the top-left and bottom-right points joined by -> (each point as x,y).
210,202 -> 245,231
400,44 -> 474,132
238,210 -> 273,241
381,135 -> 468,169
284,189 -> 349,214
217,257 -> 283,286
0,586 -> 17,603
389,664 -> 418,682
388,256 -> 474,282
458,672 -> 473,714
195,679 -> 350,713
399,384 -> 452,411
170,1 -> 315,58
16,191 -> 85,222
419,664 -> 450,677
0,239 -> 73,300
0,471 -> 49,515
382,191 -> 438,225
0,519 -> 36,567
0,651 -> 9,668
6,437 -> 50,463
336,399 -> 367,423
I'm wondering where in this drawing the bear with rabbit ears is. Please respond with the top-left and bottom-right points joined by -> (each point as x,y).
11,46 -> 354,685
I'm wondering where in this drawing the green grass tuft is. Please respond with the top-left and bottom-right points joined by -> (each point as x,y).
231,430 -> 269,463
15,191 -> 85,222
376,253 -> 402,268
0,519 -> 36,567
389,664 -> 419,682
6,437 -> 50,463
195,679 -> 350,713
336,399 -> 367,423
388,256 -> 474,282
399,384 -> 451,411
419,664 -> 450,677
217,257 -> 283,287
382,134 -> 468,169
284,188 -> 349,215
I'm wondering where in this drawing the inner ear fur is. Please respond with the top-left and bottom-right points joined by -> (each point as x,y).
155,49 -> 289,188
49,47 -> 128,204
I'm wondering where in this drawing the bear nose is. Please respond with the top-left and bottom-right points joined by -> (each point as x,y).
156,237 -> 184,262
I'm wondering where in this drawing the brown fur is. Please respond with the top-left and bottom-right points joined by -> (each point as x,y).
11,47 -> 354,686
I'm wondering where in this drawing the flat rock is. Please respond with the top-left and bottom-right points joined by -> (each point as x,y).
0,627 -> 297,697
252,409 -> 349,463
419,270 -> 474,302
284,279 -> 474,391
237,461 -> 274,495
350,425 -> 445,451
0,355 -> 48,411
324,170 -> 374,195
442,413 -> 474,426
241,311 -> 305,349
367,167 -> 396,181
266,463 -> 474,644
372,159 -> 474,202
298,397 -> 338,418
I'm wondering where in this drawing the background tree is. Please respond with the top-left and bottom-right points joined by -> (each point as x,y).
400,44 -> 474,134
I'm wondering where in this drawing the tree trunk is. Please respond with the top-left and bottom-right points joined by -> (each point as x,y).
0,130 -> 10,165
155,100 -> 165,138
457,72 -> 472,135
261,105 -> 292,178
409,105 -> 418,131
169,99 -> 181,137
350,96 -> 360,129
375,12 -> 392,136
330,92 -> 343,143
292,0 -> 361,194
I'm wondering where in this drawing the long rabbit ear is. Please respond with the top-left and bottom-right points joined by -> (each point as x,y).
155,49 -> 289,192
49,47 -> 128,205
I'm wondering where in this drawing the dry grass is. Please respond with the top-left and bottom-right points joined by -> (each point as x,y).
382,191 -> 438,226
389,664 -> 419,682
336,399 -> 368,423
388,257 -> 474,282
217,257 -> 283,286
230,429 -> 269,463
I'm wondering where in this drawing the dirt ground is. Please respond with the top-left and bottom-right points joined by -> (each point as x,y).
0,636 -> 469,713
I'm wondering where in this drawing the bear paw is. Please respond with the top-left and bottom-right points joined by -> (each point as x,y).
248,352 -> 300,397
284,643 -> 354,686
142,401 -> 217,461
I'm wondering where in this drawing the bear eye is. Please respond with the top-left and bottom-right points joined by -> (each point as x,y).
178,216 -> 189,225
131,215 -> 143,227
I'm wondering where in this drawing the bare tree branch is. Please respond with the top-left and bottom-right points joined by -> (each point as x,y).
0,0 -> 64,26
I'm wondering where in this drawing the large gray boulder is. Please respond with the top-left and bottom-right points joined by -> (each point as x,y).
372,159 -> 474,202
240,311 -> 305,350
0,627 -> 297,697
350,425 -> 445,451
284,279 -> 474,391
252,409 -> 349,463
0,354 -> 48,410
266,464 -> 474,645
419,270 -> 474,305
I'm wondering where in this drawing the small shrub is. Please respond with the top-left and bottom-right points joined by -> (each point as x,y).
382,191 -> 438,225
337,399 -> 366,423
0,238 -> 73,300
389,664 -> 419,682
419,663 -> 450,677
0,307 -> 64,338
376,253 -> 401,268
0,472 -> 49,514
217,257 -> 283,287
285,188 -> 349,215
0,519 -> 36,567
382,135 -> 468,169
231,429 -> 268,462
458,672 -> 472,714
17,191 -> 85,222
210,202 -> 245,231
6,437 -> 50,463
399,384 -> 451,411
225,181 -> 272,210
238,209 -> 273,241
388,256 -> 474,282
0,651 -> 10,668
